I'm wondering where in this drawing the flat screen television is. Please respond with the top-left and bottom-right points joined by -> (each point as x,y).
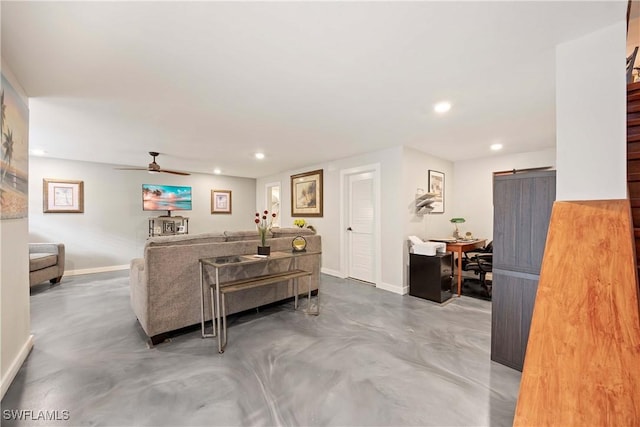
142,184 -> 192,216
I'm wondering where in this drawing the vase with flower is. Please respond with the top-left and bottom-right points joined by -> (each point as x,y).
255,210 -> 277,255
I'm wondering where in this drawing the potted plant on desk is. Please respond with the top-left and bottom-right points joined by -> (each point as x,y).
255,210 -> 277,255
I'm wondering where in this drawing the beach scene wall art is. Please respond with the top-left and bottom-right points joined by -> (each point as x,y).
1,74 -> 29,220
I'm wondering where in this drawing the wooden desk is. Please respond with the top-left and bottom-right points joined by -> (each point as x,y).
443,240 -> 487,296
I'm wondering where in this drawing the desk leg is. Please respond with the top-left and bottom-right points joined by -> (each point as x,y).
456,248 -> 463,297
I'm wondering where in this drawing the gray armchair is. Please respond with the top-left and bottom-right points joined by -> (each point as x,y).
29,243 -> 65,287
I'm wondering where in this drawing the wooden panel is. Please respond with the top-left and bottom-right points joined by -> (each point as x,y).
528,175 -> 556,272
491,271 -> 524,369
515,177 -> 534,269
627,133 -> 640,143
629,181 -> 640,198
493,177 -> 519,269
491,270 -> 539,371
514,200 -> 640,426
493,171 -> 555,274
628,159 -> 640,177
519,277 -> 539,367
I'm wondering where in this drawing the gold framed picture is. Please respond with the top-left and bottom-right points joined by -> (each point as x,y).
211,189 -> 232,214
43,179 -> 84,213
291,169 -> 323,217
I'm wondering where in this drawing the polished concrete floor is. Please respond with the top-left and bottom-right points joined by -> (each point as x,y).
3,271 -> 521,426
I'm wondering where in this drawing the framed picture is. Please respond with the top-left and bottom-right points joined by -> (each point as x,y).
291,169 -> 323,217
428,170 -> 444,214
1,74 -> 29,220
163,221 -> 175,233
211,189 -> 232,214
43,179 -> 84,213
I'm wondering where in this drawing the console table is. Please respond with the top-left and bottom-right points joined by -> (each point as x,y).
199,250 -> 321,353
148,216 -> 189,237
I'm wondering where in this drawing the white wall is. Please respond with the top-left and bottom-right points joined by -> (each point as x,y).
556,20 -> 626,201
403,146 -> 455,240
1,62 -> 33,399
257,145 -> 456,295
257,146 -> 407,292
29,157 -> 256,273
402,146 -> 454,292
453,149 -> 556,241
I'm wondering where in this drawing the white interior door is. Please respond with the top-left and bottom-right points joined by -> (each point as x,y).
347,172 -> 375,283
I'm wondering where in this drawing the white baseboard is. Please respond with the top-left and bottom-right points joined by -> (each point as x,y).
320,268 -> 345,278
66,264 -> 129,276
1,334 -> 34,400
376,281 -> 407,295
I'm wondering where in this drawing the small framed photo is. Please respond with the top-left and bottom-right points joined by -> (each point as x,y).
43,179 -> 84,213
428,170 -> 445,214
291,169 -> 323,217
163,221 -> 175,233
211,190 -> 232,214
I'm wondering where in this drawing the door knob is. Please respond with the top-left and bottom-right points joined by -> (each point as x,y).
347,227 -> 353,231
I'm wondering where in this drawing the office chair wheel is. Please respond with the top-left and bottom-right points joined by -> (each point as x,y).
481,280 -> 492,298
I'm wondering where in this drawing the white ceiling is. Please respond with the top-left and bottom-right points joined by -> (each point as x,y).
1,1 -> 624,178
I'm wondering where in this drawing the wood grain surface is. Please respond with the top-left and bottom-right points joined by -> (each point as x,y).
513,200 -> 640,426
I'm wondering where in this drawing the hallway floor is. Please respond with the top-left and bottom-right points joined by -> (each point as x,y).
3,271 -> 520,426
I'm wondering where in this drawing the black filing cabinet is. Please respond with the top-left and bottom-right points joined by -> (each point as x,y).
409,253 -> 453,303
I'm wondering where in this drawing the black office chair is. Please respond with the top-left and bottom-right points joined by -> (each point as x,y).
462,241 -> 493,298
461,241 -> 492,270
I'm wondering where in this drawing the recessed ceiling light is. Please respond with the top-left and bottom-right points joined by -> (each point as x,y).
213,168 -> 221,175
30,149 -> 47,156
434,101 -> 451,114
490,143 -> 503,151
255,152 -> 265,160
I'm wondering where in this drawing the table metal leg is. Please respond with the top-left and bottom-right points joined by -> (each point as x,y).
200,262 -> 216,338
220,293 -> 227,353
216,267 -> 222,353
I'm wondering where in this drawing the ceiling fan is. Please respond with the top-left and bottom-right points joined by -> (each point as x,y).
115,152 -> 190,176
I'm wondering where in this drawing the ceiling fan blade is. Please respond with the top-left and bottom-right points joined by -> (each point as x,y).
160,169 -> 191,176
115,151 -> 190,175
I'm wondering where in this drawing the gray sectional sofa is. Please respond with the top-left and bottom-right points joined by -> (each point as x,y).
129,228 -> 320,344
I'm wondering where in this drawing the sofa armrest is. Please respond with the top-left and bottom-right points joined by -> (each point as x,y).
29,243 -> 65,278
29,243 -> 61,255
129,258 -> 149,333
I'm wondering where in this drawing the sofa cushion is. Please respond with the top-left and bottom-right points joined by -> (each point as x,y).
146,232 -> 227,247
29,253 -> 58,271
224,230 -> 265,242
